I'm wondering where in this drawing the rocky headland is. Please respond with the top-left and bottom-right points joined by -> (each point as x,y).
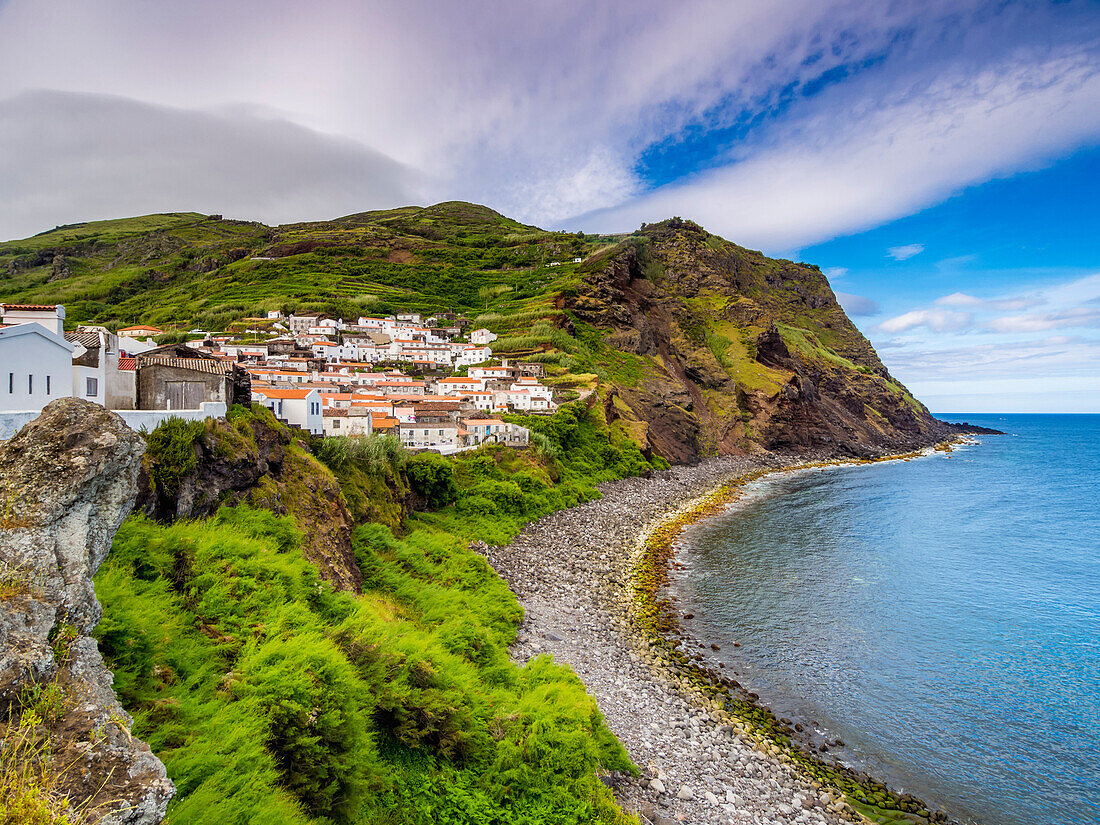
0,398 -> 173,824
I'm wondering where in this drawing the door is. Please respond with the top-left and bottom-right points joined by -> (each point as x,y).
165,380 -> 205,410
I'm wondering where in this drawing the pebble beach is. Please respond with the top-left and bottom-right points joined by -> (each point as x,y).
479,456 -> 864,825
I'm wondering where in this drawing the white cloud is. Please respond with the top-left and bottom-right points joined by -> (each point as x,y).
0,1 -> 1096,245
578,49 -> 1100,249
879,309 -> 973,333
0,0 -> 928,234
866,272 -> 1100,410
934,291 -> 1043,311
887,244 -> 925,261
823,266 -> 848,281
987,307 -> 1100,333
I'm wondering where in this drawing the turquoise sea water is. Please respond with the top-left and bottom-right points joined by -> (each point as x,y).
671,415 -> 1100,825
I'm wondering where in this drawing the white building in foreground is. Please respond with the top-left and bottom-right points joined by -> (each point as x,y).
0,322 -> 74,413
253,387 -> 323,435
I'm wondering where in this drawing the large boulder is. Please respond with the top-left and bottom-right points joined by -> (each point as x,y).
0,397 -> 174,825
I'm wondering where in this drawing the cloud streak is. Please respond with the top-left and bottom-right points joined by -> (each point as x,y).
880,309 -> 973,333
888,244 -> 925,261
579,48 -> 1100,249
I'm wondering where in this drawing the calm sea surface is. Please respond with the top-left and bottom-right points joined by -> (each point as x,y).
670,415 -> 1100,825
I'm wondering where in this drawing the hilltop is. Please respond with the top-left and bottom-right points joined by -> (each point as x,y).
0,203 -> 953,459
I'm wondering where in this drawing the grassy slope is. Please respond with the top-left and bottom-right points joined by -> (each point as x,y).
1,204 -> 943,822
94,403 -> 658,825
0,203 -> 607,331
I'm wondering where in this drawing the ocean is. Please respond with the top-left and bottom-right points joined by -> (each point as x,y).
670,415 -> 1100,825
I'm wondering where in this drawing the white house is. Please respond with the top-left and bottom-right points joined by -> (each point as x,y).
322,407 -> 374,437
0,303 -> 66,335
311,340 -> 358,362
455,345 -> 492,367
67,327 -> 133,409
434,376 -> 486,396
463,391 -> 497,412
117,324 -> 164,340
0,321 -> 74,414
399,412 -> 458,450
459,418 -> 529,447
469,328 -> 497,345
253,387 -> 323,434
505,379 -> 555,411
470,365 -> 511,381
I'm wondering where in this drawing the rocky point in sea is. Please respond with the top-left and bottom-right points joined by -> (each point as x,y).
0,397 -> 174,824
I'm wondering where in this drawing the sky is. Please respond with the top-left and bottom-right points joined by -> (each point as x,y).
1,0 -> 1099,412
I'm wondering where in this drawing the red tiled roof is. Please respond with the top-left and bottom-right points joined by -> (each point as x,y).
255,387 -> 317,399
118,357 -> 137,371
1,303 -> 57,311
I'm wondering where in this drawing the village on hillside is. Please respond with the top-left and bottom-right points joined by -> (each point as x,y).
0,303 -> 557,451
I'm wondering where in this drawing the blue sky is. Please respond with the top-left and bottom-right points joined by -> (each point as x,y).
799,146 -> 1100,413
0,0 -> 1098,411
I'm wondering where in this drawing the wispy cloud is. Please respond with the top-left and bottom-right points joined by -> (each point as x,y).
879,309 -> 973,333
581,48 -> 1100,249
823,266 -> 848,281
988,307 -> 1100,333
934,291 -> 1043,311
887,244 -> 925,261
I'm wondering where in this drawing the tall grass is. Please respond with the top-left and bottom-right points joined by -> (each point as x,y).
95,403 -> 660,824
96,504 -> 635,825
1,712 -> 115,824
315,434 -> 406,475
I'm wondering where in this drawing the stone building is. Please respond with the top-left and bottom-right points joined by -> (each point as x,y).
136,345 -> 250,410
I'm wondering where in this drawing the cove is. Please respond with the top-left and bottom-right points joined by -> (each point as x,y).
669,415 -> 1100,825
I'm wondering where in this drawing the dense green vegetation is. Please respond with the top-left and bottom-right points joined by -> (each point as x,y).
95,403 -> 659,824
0,203 -> 613,331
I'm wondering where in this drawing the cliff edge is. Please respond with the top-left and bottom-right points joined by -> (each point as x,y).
0,398 -> 174,824
567,220 -> 957,461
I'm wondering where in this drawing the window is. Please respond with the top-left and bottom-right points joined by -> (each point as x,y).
46,375 -> 51,395
28,375 -> 33,394
86,376 -> 98,397
333,419 -> 340,429
7,373 -> 11,393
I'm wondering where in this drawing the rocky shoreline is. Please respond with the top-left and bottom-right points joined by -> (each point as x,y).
479,448 -> 963,825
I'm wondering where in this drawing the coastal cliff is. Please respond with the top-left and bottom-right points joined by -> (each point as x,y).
0,398 -> 174,824
566,219 -> 949,462
0,204 -> 980,825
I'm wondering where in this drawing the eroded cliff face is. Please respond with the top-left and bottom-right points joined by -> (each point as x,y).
133,410 -> 404,593
0,398 -> 174,824
567,221 -> 953,462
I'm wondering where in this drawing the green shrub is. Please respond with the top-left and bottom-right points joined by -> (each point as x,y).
405,452 -> 458,510
143,418 -> 205,498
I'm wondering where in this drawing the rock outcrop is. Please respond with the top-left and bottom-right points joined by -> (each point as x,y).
135,409 -> 369,592
0,398 -> 174,824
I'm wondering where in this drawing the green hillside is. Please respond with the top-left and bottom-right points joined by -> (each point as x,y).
0,202 -> 948,459
0,202 -> 606,332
